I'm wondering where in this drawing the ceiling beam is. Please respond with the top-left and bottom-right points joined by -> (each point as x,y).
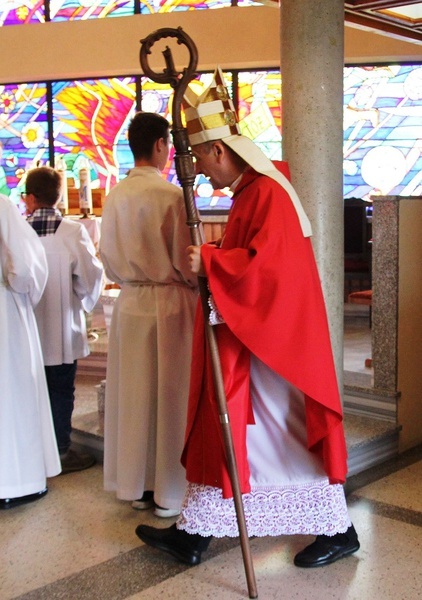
345,1 -> 422,42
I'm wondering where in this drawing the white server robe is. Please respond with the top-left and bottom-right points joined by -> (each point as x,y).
0,196 -> 61,499
100,167 -> 198,509
34,219 -> 103,365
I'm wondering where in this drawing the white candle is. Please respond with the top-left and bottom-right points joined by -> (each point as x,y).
56,159 -> 69,214
78,159 -> 93,214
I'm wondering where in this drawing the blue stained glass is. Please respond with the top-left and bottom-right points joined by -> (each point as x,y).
0,83 -> 48,209
343,64 -> 422,199
0,62 -> 420,212
49,0 -> 134,21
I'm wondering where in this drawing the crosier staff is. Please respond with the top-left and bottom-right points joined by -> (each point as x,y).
140,27 -> 258,600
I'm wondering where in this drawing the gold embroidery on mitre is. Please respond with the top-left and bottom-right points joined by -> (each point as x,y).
201,112 -> 230,130
201,86 -> 221,104
202,83 -> 231,106
216,84 -> 229,101
224,110 -> 236,126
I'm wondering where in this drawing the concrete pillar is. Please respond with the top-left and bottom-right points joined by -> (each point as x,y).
281,0 -> 345,391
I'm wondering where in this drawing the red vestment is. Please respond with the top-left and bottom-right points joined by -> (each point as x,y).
181,166 -> 348,498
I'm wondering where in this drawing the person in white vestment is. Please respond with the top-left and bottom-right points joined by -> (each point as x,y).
100,112 -> 198,518
25,167 -> 103,474
0,194 -> 61,508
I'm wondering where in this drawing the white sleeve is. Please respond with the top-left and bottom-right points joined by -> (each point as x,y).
72,224 -> 103,313
0,196 -> 48,307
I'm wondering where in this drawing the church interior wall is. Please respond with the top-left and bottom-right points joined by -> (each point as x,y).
0,7 -> 421,85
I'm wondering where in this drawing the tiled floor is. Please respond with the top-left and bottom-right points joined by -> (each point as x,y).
2,447 -> 421,599
3,303 -> 421,600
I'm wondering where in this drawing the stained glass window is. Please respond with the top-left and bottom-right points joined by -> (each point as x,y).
139,0 -> 231,14
238,70 -> 281,160
0,0 -> 235,24
343,64 -> 422,200
0,65 -> 420,216
140,78 -> 173,117
49,0 -> 134,21
52,77 -> 136,194
0,0 -> 44,25
0,82 -> 48,210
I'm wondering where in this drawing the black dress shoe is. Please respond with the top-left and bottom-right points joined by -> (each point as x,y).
135,523 -> 211,566
60,449 -> 96,474
294,524 -> 360,568
0,487 -> 48,510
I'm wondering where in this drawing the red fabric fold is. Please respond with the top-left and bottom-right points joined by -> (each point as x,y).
182,165 -> 347,497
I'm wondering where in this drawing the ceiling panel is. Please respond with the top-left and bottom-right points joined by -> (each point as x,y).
345,1 -> 422,41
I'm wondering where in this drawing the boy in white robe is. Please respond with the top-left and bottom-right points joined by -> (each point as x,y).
25,167 -> 103,474
100,112 -> 197,517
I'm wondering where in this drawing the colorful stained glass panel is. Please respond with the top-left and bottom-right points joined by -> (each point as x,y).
49,0 -> 134,21
0,0 -> 44,25
343,64 -> 422,200
140,0 -> 230,14
51,77 -> 136,194
0,82 -> 48,210
238,70 -> 281,160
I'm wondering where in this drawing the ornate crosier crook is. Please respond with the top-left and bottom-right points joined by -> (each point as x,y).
140,28 -> 258,600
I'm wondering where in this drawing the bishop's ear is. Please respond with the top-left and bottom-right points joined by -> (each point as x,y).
212,141 -> 225,160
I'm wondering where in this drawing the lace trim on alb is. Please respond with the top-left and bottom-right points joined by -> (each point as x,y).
177,481 -> 351,538
208,293 -> 225,325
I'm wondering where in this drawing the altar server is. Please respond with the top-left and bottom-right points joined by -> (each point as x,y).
0,194 -> 61,508
25,167 -> 103,474
100,112 -> 197,517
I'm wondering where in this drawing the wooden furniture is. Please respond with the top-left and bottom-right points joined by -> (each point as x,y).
67,188 -> 104,216
201,213 -> 228,243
